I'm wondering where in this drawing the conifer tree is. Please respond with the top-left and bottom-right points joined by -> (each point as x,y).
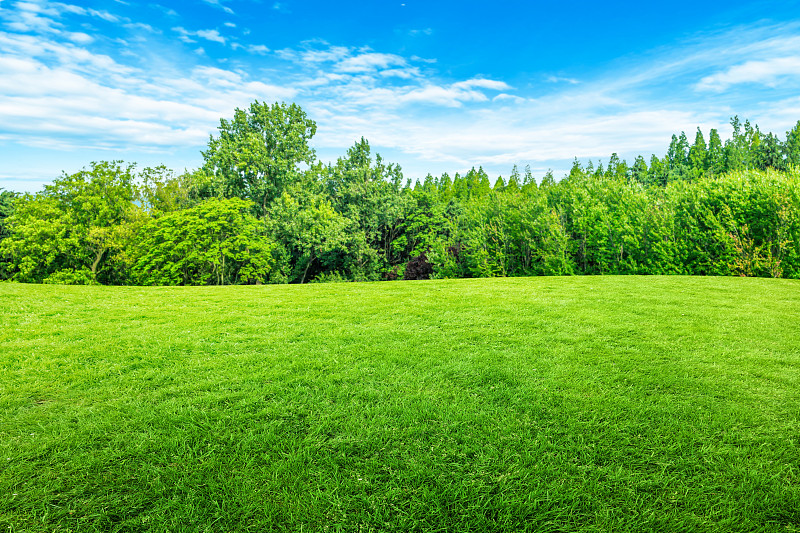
688,127 -> 708,179
786,120 -> 800,168
707,129 -> 724,176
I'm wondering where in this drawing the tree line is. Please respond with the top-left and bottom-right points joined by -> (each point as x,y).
1,101 -> 799,284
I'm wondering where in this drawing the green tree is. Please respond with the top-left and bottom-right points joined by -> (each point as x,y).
506,165 -> 521,193
437,172 -> 454,202
648,155 -> 668,186
724,116 -> 757,172
267,189 -> 356,283
754,132 -> 785,171
0,189 -> 18,279
540,170 -> 556,188
522,164 -> 536,190
201,101 -> 317,218
707,129 -> 725,176
322,138 -> 410,274
132,198 -> 276,285
493,176 -> 506,191
688,128 -> 708,179
784,120 -> 800,168
667,132 -> 690,181
138,166 -> 199,216
0,162 -> 140,284
0,190 -> 15,242
605,153 -> 628,180
631,156 -> 649,184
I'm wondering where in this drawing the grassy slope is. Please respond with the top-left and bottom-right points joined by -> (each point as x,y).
1,276 -> 799,532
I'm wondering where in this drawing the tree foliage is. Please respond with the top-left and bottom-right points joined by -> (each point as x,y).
132,198 -> 275,285
0,162 -> 140,284
3,105 -> 800,285
201,101 -> 317,218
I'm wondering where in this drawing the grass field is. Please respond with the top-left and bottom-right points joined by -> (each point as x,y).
1,276 -> 799,532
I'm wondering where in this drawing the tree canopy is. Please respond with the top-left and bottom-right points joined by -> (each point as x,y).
200,101 -> 317,218
2,105 -> 800,285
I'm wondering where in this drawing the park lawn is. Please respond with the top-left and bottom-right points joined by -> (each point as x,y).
0,276 -> 799,532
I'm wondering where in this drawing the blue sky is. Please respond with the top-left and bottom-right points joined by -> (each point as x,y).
1,0 -> 800,191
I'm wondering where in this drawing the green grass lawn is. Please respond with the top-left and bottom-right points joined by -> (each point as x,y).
1,276 -> 799,532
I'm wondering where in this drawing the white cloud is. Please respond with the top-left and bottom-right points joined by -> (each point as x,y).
195,29 -> 224,44
546,75 -> 579,85
493,93 -> 526,104
298,45 -> 351,64
201,0 -> 233,15
171,26 -> 195,43
150,4 -> 178,17
123,22 -> 158,33
452,79 -> 511,91
248,44 -> 269,54
0,30 -> 297,158
172,26 -> 228,45
335,52 -> 407,73
54,3 -> 85,15
64,30 -> 92,43
3,13 -> 800,191
87,9 -> 119,22
697,56 -> 800,91
379,67 -> 420,79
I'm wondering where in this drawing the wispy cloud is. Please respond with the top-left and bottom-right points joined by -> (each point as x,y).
195,29 -> 225,44
172,26 -> 225,45
0,31 -> 295,153
248,44 -> 270,54
123,22 -> 159,33
201,0 -> 233,15
149,4 -> 178,17
335,52 -> 408,73
2,4 -> 800,191
697,56 -> 800,91
546,75 -> 579,85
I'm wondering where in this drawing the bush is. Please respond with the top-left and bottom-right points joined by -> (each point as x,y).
403,254 -> 433,280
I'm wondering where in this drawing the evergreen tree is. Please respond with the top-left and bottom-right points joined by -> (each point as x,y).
724,116 -> 754,171
754,132 -> 785,170
631,156 -> 648,184
707,129 -> 725,176
506,165 -> 521,192
523,165 -> 534,187
540,170 -> 556,188
606,153 -> 628,180
476,167 -> 492,197
568,158 -> 584,181
667,132 -> 690,181
648,155 -> 668,186
785,120 -> 800,168
688,127 -> 708,179
452,172 -> 467,199
593,161 -> 604,178
437,172 -> 453,202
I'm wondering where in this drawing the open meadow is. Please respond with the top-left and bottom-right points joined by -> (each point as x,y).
1,276 -> 799,532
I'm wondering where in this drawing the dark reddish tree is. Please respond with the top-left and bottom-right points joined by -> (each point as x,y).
403,254 -> 433,280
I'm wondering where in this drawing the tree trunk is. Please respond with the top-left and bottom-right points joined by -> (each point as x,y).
300,252 -> 314,284
91,248 -> 106,277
